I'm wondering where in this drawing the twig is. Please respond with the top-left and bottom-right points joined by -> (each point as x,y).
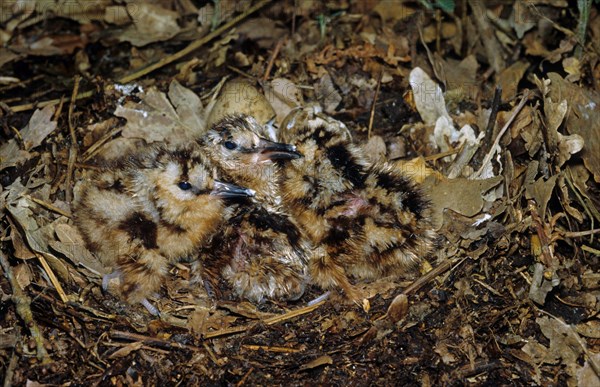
367,68 -> 383,140
243,344 -> 302,353
8,0 -> 274,113
203,301 -> 325,339
226,65 -> 256,80
2,348 -> 19,387
529,199 -> 557,269
120,0 -> 273,84
28,196 -> 71,218
202,342 -> 224,366
425,144 -> 463,162
467,0 -> 506,74
473,90 -> 530,179
36,252 -> 69,303
65,76 -> 80,203
109,330 -> 204,352
582,245 -> 600,255
0,251 -> 52,363
402,257 -> 464,296
68,75 -> 80,144
478,86 -> 502,162
80,126 -> 123,163
236,367 -> 254,387
263,37 -> 286,81
561,228 -> 600,238
0,74 -> 44,93
473,277 -> 503,297
291,0 -> 297,35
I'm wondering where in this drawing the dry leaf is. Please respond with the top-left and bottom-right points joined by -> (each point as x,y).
424,175 -> 503,230
525,174 -> 559,217
14,263 -> 33,290
1,105 -> 57,170
207,78 -> 275,135
499,61 -> 529,101
7,216 -> 36,260
434,342 -> 457,365
50,223 -> 108,276
529,263 -> 559,305
115,80 -> 206,145
265,78 -> 303,128
315,73 -> 342,114
108,342 -> 144,359
236,17 -> 287,49
409,67 -> 450,127
386,293 -> 408,323
578,352 -> 600,387
118,3 -> 181,47
547,73 -> 600,182
299,355 -> 333,371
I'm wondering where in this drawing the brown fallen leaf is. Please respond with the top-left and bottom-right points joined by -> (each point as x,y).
108,341 -> 144,359
207,78 -> 276,133
499,61 -> 529,101
299,355 -> 333,371
50,223 -> 108,276
547,73 -> 600,182
114,80 -> 207,145
1,105 -> 57,170
423,175 -> 503,230
118,3 -> 181,47
386,293 -> 408,323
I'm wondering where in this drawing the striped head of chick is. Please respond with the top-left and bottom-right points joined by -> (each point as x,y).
73,143 -> 254,314
199,114 -> 301,207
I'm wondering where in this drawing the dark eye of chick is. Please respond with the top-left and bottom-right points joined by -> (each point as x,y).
178,181 -> 192,191
223,141 -> 237,150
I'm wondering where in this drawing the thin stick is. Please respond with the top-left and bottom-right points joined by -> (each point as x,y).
242,345 -> 302,353
478,86 -> 502,159
561,228 -> 600,238
110,330 -> 204,352
402,257 -> 464,296
263,37 -> 285,81
2,349 -> 19,387
119,0 -> 272,84
81,126 -> 123,162
28,196 -> 71,218
473,90 -> 530,179
65,76 -> 80,204
424,144 -> 463,162
36,252 -> 69,303
0,251 -> 52,363
68,76 -> 80,144
236,367 -> 254,387
8,0 -> 273,113
203,301 -> 325,339
367,68 -> 383,140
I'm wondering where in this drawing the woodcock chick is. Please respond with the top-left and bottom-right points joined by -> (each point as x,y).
73,143 -> 254,315
198,114 -> 311,303
280,107 -> 436,301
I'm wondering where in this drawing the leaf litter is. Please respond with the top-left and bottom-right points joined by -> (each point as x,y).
0,0 -> 599,385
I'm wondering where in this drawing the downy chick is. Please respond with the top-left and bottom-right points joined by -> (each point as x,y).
198,114 -> 310,303
280,107 -> 436,300
73,143 -> 253,314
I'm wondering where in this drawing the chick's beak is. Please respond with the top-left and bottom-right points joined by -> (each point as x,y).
211,181 -> 255,198
256,139 -> 302,161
